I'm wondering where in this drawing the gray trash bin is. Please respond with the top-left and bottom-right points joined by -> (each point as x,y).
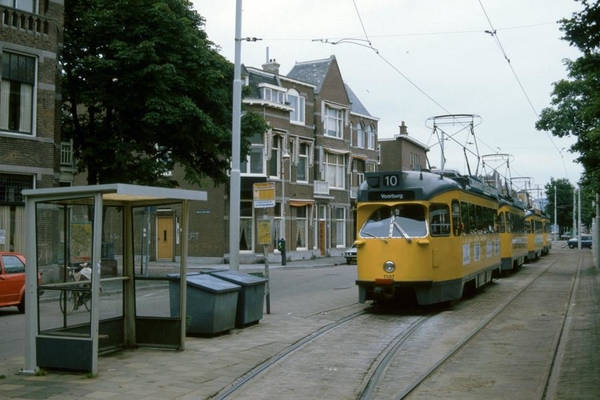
167,272 -> 200,318
184,274 -> 240,336
211,270 -> 267,328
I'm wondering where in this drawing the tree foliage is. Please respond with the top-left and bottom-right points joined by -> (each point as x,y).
62,0 -> 267,186
535,0 -> 600,193
544,178 -> 575,233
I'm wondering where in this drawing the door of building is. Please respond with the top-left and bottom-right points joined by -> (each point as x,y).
157,215 -> 173,260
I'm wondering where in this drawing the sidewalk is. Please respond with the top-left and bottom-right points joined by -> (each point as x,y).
0,256 -> 353,400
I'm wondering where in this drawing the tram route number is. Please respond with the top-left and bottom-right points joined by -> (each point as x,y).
383,174 -> 400,187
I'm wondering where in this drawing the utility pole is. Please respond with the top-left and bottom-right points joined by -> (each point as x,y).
229,0 -> 243,271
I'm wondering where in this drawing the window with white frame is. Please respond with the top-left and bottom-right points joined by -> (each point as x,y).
297,143 -> 309,182
259,86 -> 286,105
367,161 -> 377,173
287,89 -> 305,124
1,0 -> 35,12
356,122 -> 365,148
335,207 -> 346,247
295,206 -> 308,249
367,124 -> 376,150
269,135 -> 281,178
324,152 -> 345,189
241,132 -> 265,175
1,52 -> 35,134
239,201 -> 254,251
324,106 -> 343,138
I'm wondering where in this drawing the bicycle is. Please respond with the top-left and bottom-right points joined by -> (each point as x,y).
59,263 -> 101,315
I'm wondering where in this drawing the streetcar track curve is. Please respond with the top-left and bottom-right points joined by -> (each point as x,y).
214,308 -> 367,399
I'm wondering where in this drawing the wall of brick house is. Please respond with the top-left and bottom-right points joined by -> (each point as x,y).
1,1 -> 64,189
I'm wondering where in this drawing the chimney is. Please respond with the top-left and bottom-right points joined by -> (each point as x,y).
262,59 -> 280,74
399,121 -> 408,135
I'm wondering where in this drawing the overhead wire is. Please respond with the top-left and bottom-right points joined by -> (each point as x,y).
320,0 -> 570,190
348,0 -> 496,176
478,0 -> 571,181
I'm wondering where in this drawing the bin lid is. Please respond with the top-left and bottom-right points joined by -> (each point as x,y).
186,274 -> 240,293
166,272 -> 201,278
211,270 -> 268,286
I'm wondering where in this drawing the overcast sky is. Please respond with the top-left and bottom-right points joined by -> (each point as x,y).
191,0 -> 584,196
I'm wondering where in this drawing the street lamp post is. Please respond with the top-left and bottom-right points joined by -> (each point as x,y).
280,149 -> 290,265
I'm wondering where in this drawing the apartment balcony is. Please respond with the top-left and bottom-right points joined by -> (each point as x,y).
314,180 -> 329,196
1,5 -> 52,35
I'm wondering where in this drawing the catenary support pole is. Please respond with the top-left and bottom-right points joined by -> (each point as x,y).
229,0 -> 243,271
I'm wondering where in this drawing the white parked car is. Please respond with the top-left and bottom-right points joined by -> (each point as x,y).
344,244 -> 357,264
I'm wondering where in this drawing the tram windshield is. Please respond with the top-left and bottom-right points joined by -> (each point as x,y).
360,204 -> 427,239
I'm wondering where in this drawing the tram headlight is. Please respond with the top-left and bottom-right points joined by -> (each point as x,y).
383,260 -> 395,273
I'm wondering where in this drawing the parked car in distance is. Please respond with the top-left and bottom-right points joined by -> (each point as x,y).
344,244 -> 357,264
560,233 -> 572,240
567,235 -> 592,249
0,252 -> 35,313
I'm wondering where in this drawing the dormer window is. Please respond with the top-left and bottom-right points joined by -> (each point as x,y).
259,85 -> 286,105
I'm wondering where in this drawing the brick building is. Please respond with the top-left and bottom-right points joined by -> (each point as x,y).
0,1 -> 64,252
181,55 -> 381,264
378,121 -> 429,172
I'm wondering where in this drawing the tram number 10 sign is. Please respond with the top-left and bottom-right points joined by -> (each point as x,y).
253,182 -> 276,208
383,174 -> 400,187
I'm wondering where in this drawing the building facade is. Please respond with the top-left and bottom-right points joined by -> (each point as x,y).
378,121 -> 429,172
0,1 -> 64,253
183,55 -> 380,264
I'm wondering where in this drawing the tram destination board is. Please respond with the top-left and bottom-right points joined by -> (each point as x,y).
368,191 -> 415,201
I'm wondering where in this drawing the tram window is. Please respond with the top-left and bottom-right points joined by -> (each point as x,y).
461,202 -> 470,234
430,204 -> 450,236
468,203 -> 476,234
359,204 -> 426,238
391,205 -> 426,237
452,200 -> 462,236
484,207 -> 495,233
359,206 -> 393,238
475,205 -> 484,232
498,212 -> 506,233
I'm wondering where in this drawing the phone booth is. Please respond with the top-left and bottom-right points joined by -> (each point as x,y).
21,184 -> 206,375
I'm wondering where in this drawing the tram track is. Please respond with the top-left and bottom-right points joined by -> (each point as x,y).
366,251 -> 583,400
214,250 -> 583,400
214,305 -> 436,400
213,307 -> 368,400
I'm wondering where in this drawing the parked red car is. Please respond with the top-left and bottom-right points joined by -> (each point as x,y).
0,252 -> 37,313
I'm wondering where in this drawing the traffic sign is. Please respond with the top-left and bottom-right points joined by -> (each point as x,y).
253,182 -> 276,208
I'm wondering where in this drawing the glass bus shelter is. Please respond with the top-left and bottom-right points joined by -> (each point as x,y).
21,184 -> 206,375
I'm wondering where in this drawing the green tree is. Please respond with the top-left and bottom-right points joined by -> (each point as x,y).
544,178 -> 575,234
62,0 -> 267,186
535,0 -> 600,193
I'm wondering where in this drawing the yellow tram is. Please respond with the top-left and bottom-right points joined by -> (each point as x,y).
498,197 -> 527,273
524,209 -> 544,261
355,170 -> 501,306
541,213 -> 552,255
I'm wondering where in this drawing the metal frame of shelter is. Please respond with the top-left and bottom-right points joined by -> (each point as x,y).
21,184 -> 207,375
